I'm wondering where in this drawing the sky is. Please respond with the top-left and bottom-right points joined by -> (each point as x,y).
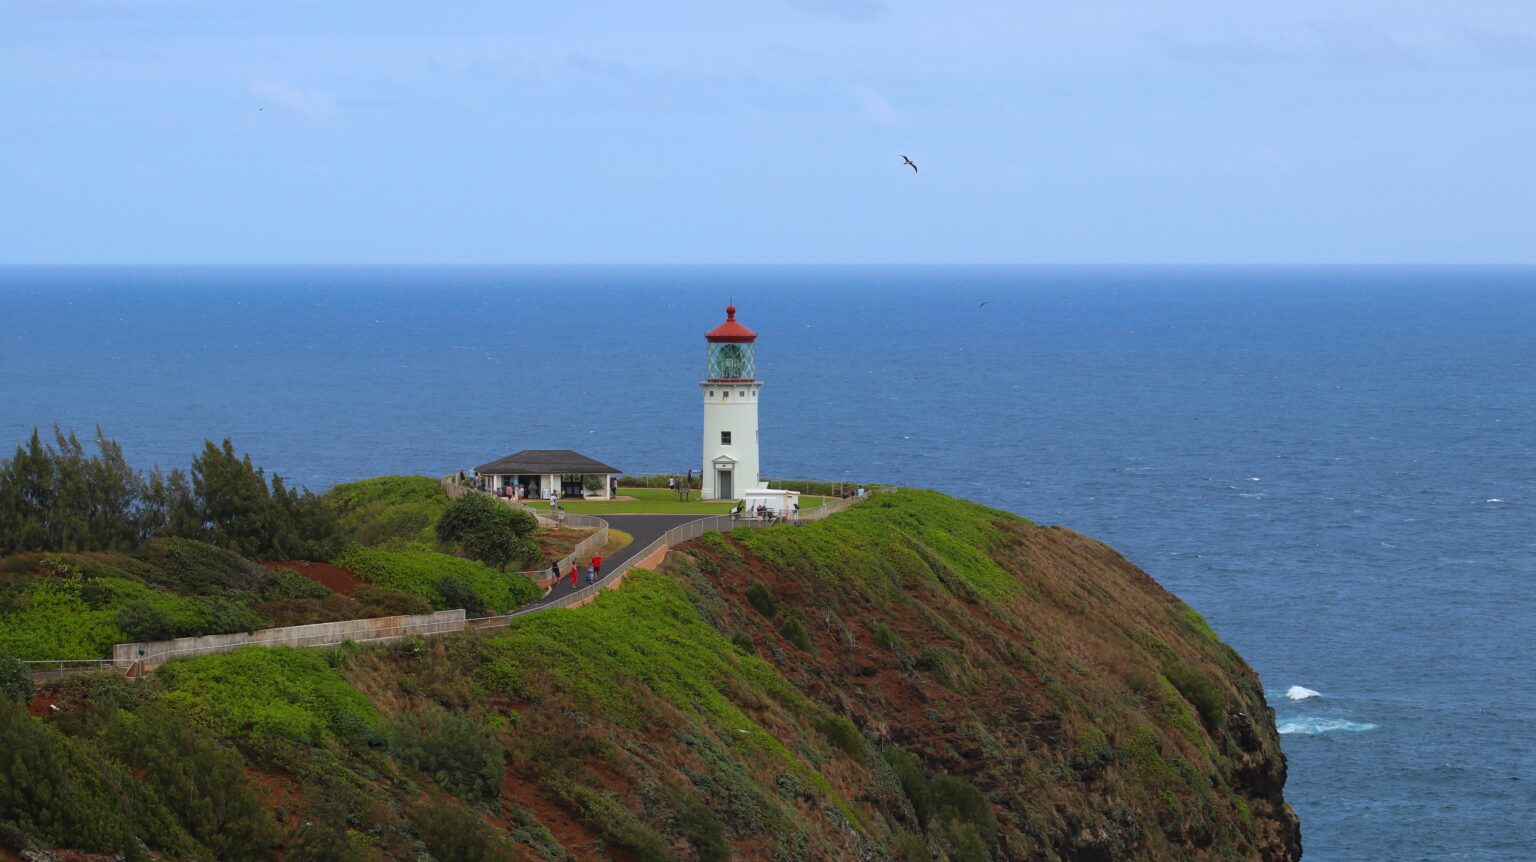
2,0 -> 1534,264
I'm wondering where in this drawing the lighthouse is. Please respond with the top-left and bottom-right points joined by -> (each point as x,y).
701,304 -> 760,500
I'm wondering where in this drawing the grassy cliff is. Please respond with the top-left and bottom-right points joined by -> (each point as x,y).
1,488 -> 1298,861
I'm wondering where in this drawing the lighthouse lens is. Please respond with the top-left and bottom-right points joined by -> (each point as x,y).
709,343 -> 753,380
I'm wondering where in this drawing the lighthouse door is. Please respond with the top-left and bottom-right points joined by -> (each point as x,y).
717,469 -> 733,500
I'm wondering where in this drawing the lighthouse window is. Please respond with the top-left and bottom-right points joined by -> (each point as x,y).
721,431 -> 732,445
738,390 -> 745,398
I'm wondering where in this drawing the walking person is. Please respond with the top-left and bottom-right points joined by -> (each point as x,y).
549,561 -> 560,583
591,553 -> 602,580
569,563 -> 580,588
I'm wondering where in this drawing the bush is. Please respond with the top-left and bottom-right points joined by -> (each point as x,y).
435,576 -> 487,616
351,584 -> 432,617
1165,664 -> 1224,730
410,797 -> 514,862
0,652 -> 31,704
263,568 -> 332,600
0,701 -> 183,860
680,797 -> 730,862
102,703 -> 279,860
816,713 -> 867,760
135,537 -> 274,594
779,617 -> 811,652
154,647 -> 379,747
382,706 -> 503,802
436,493 -> 539,571
746,581 -> 777,617
885,747 -> 933,828
929,773 -> 996,845
325,475 -> 451,549
334,547 -> 539,613
115,599 -> 178,643
729,632 -> 756,654
874,623 -> 904,651
936,818 -> 989,862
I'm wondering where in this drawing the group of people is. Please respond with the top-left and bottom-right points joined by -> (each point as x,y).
547,552 -> 604,589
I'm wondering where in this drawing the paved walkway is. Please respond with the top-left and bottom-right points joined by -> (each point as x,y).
529,514 -> 704,608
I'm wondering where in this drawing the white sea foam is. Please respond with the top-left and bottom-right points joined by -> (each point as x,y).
1277,717 -> 1378,735
1487,498 -> 1506,504
1286,685 -> 1322,701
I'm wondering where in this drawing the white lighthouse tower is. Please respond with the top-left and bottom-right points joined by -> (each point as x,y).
701,304 -> 760,500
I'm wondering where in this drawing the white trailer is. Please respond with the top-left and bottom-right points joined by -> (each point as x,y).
741,488 -> 801,519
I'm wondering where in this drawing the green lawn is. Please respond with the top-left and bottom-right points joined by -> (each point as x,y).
521,487 -> 837,515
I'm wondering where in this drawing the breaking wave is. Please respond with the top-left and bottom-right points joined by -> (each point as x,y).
1278,717 -> 1379,735
1286,685 -> 1322,701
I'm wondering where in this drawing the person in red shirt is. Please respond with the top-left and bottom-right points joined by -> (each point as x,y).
591,553 -> 602,579
569,563 -> 579,587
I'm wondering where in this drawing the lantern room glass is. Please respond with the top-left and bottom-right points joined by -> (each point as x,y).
707,342 -> 755,381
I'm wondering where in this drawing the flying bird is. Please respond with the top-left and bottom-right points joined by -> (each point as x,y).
979,301 -> 992,308
901,155 -> 918,174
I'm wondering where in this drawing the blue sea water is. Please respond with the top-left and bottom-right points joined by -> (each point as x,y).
1,265 -> 1533,860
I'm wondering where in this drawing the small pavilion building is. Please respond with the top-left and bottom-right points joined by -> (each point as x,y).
475,450 -> 622,500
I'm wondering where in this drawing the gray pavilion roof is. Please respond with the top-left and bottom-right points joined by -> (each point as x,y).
475,449 -> 622,475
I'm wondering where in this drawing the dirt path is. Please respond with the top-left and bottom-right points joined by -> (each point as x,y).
263,560 -> 365,596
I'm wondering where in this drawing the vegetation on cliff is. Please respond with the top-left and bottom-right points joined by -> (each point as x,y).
1,485 -> 1297,860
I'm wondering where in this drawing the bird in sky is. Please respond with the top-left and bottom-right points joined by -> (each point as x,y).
979,301 -> 992,307
901,155 -> 918,174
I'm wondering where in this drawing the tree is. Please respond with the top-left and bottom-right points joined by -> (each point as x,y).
435,493 -> 539,570
0,651 -> 32,705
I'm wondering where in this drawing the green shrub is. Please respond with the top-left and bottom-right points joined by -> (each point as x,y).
893,830 -> 933,862
779,617 -> 812,652
435,575 -> 487,616
746,581 -> 777,617
0,576 -> 208,659
885,747 -> 933,828
680,797 -> 730,862
0,652 -> 31,704
729,631 -> 756,654
154,647 -> 379,748
410,797 -> 514,862
0,701 -> 186,860
325,475 -> 451,549
115,599 -> 178,642
264,568 -> 332,600
816,713 -> 867,760
102,703 -> 278,860
135,537 -> 274,594
929,773 -> 996,845
874,622 -> 904,651
382,706 -> 504,802
1164,664 -> 1224,730
351,584 -> 432,617
334,547 -> 539,613
936,818 -> 989,862
436,492 -> 539,571
736,489 -> 1023,601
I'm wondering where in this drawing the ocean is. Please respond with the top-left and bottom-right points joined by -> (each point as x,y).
2,265 -> 1532,860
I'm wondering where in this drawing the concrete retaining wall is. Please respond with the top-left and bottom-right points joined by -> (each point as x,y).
114,609 -> 466,670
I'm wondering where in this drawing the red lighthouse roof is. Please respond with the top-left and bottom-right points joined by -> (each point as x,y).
705,304 -> 757,343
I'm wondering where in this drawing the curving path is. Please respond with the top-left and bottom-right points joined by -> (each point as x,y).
528,514 -> 704,608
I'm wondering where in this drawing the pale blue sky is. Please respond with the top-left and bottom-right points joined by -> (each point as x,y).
2,1 -> 1534,263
